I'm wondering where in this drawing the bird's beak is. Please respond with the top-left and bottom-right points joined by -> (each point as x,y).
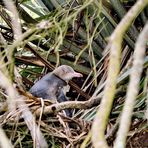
72,72 -> 83,78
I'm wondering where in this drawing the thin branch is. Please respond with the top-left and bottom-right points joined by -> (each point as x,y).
0,128 -> 13,148
145,69 -> 148,120
17,97 -> 48,148
114,22 -> 148,148
35,96 -> 100,116
3,0 -> 22,76
0,71 -> 47,148
3,0 -> 22,39
91,0 -> 148,148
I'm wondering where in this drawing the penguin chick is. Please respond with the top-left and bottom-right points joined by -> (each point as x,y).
29,65 -> 82,116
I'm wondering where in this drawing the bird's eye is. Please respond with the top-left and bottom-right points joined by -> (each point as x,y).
62,69 -> 65,73
63,69 -> 67,73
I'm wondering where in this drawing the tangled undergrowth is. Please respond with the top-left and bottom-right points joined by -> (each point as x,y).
0,0 -> 148,147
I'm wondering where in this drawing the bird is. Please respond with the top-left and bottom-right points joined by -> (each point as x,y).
29,65 -> 83,116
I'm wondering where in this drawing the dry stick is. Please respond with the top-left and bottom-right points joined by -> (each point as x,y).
114,22 -> 148,148
3,0 -> 22,77
145,69 -> 148,120
3,0 -> 22,39
0,71 -> 48,148
91,0 -> 148,148
0,128 -> 13,148
17,97 -> 48,148
35,96 -> 100,115
2,0 -> 22,111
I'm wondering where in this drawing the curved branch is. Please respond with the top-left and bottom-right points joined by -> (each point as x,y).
35,96 -> 101,116
114,22 -> 148,148
91,0 -> 148,148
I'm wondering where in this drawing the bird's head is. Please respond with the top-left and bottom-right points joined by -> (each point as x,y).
53,65 -> 83,81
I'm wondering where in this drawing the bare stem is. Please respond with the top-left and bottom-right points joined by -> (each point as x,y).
91,0 -> 148,147
114,22 -> 148,148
